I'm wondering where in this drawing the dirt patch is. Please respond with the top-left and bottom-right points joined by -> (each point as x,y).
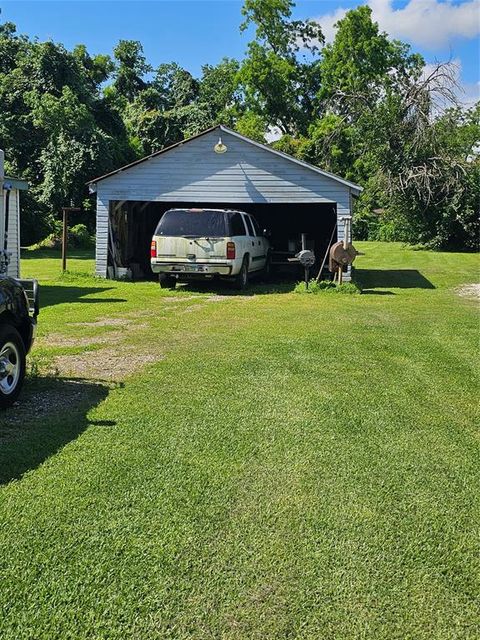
124,309 -> 157,318
207,295 -> 253,302
71,317 -> 132,328
51,347 -> 163,381
40,332 -> 124,348
162,295 -> 198,303
455,284 -> 480,300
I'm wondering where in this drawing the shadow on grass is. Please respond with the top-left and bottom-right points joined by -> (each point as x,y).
40,285 -> 127,309
0,377 -> 115,485
355,269 -> 435,290
21,248 -> 94,261
180,274 -> 299,296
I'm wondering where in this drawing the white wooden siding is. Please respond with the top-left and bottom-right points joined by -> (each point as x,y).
95,129 -> 354,278
95,196 -> 109,277
1,188 -> 20,278
97,130 -> 350,204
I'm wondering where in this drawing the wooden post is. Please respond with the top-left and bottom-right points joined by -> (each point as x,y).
61,207 -> 81,272
300,233 -> 308,289
61,208 -> 68,272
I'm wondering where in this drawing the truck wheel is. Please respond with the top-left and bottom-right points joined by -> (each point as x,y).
0,325 -> 26,408
233,258 -> 249,291
159,274 -> 176,290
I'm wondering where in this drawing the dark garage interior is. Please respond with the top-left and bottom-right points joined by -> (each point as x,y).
108,200 -> 338,280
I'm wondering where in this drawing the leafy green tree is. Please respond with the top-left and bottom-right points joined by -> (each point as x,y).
73,44 -> 115,90
238,0 -> 323,135
235,111 -> 268,143
28,86 -> 116,212
0,9 -> 476,251
154,62 -> 198,110
0,22 -> 133,243
313,6 -> 423,181
241,0 -> 322,56
113,40 -> 151,103
319,6 -> 423,112
199,58 -> 241,125
384,101 -> 480,249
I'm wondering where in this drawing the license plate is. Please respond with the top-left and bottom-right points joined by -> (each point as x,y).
173,265 -> 206,272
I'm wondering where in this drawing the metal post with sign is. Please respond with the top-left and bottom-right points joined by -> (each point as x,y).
288,233 -> 316,289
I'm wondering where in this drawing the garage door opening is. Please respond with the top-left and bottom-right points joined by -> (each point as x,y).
108,200 -> 337,280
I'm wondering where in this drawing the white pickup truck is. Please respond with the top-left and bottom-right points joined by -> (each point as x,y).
150,208 -> 270,290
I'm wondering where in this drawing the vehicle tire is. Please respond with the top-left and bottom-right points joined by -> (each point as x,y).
159,274 -> 176,290
0,324 -> 26,409
233,257 -> 249,291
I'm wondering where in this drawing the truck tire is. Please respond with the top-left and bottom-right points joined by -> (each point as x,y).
233,257 -> 249,291
0,324 -> 26,408
159,274 -> 176,290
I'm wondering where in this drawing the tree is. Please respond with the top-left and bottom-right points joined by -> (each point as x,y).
73,44 -> 115,90
113,40 -> 151,103
236,111 -> 267,143
154,62 -> 198,110
198,58 -> 241,125
238,0 -> 323,135
0,10 -> 476,250
0,22 -> 133,243
319,6 -> 423,113
381,96 -> 480,249
310,5 -> 424,182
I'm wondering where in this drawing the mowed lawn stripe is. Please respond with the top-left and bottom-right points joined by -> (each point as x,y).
0,243 -> 478,639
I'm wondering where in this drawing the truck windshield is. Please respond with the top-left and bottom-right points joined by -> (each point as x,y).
155,210 -> 227,237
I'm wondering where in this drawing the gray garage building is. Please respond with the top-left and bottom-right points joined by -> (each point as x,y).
88,125 -> 362,280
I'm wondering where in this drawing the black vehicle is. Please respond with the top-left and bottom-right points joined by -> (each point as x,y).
1,150 -> 39,407
0,277 -> 38,407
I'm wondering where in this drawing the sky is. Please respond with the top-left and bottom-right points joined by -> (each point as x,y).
1,0 -> 479,105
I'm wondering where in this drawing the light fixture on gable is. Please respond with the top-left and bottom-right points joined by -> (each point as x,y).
214,137 -> 227,154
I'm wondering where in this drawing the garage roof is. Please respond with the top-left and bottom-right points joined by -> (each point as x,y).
4,176 -> 28,191
88,125 -> 362,195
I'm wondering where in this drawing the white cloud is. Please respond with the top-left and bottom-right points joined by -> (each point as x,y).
314,7 -> 349,44
370,0 -> 480,49
462,80 -> 480,106
315,0 -> 480,50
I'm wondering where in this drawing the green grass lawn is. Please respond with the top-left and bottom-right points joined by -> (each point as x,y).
1,242 -> 479,639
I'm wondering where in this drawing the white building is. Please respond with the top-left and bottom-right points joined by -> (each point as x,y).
0,150 -> 28,278
88,126 -> 362,280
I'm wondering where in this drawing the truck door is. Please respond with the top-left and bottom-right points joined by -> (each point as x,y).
248,214 -> 267,271
241,214 -> 258,271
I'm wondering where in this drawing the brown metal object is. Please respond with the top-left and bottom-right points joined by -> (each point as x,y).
329,241 -> 358,269
329,241 -> 358,280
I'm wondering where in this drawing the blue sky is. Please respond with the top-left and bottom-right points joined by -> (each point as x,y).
1,1 -> 479,104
